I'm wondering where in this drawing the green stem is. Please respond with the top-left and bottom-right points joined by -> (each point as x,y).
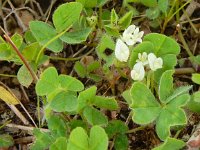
168,0 -> 192,22
126,125 -> 146,134
98,6 -> 103,29
49,48 -> 95,61
35,26 -> 71,65
162,0 -> 192,33
175,1 -> 194,57
162,0 -> 177,33
0,73 -> 17,78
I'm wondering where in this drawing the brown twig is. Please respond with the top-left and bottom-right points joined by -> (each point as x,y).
0,26 -> 38,82
6,123 -> 49,133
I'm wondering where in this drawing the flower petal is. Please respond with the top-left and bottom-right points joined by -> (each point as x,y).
131,62 -> 145,81
115,39 -> 130,62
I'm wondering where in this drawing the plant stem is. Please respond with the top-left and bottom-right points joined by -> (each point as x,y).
98,6 -> 103,30
162,0 -> 192,33
49,47 -> 95,61
35,26 -> 71,65
175,68 -> 195,74
0,26 -> 38,82
126,125 -> 146,134
175,1 -> 194,57
0,73 -> 17,78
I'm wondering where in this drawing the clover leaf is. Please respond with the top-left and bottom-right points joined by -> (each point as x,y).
153,137 -> 185,150
123,70 -> 191,140
67,126 -> 108,150
36,67 -> 84,96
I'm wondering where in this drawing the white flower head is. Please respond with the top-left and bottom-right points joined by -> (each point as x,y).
148,53 -> 163,71
122,25 -> 144,46
115,39 -> 130,62
131,62 -> 145,81
136,52 -> 148,65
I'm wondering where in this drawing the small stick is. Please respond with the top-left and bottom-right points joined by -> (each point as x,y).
7,0 -> 27,32
7,104 -> 30,125
20,85 -> 30,103
6,123 -> 49,133
14,136 -> 34,144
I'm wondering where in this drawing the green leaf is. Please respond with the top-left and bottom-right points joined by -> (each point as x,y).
83,106 -> 108,126
67,126 -> 108,150
30,21 -> 63,52
0,134 -> 14,147
153,137 -> 185,150
156,94 -> 190,140
130,82 -> 161,124
97,0 -> 109,7
60,28 -> 91,44
74,61 -> 87,78
88,74 -> 102,82
0,33 -> 23,62
89,126 -> 108,150
67,127 -> 89,150
22,42 -> 41,62
53,2 -> 83,32
122,89 -> 132,105
93,96 -> 118,110
69,120 -> 87,130
144,33 -> 180,56
104,25 -> 120,37
111,9 -> 119,26
165,85 -> 192,103
192,73 -> 200,84
146,7 -> 160,20
50,137 -> 68,150
47,115 -> 67,137
158,0 -> 168,14
30,129 -> 54,150
0,43 -> 12,60
24,30 -> 36,44
159,70 -> 174,103
96,34 -> 115,66
77,86 -> 97,111
118,11 -> 133,30
154,54 -> 177,82
105,120 -> 128,138
87,61 -> 100,72
50,91 -> 78,112
36,67 -> 59,96
114,134 -> 129,150
11,33 -> 23,49
58,75 -> 84,92
76,0 -> 97,8
17,64 -> 33,88
129,41 -> 154,68
187,91 -> 200,113
140,0 -> 157,7
193,91 -> 200,103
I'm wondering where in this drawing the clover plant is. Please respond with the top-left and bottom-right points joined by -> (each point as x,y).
123,70 -> 192,140
0,0 -> 197,149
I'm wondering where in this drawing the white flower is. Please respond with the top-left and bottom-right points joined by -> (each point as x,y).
122,25 -> 144,46
136,52 -> 148,65
131,62 -> 145,81
115,39 -> 130,62
148,53 -> 163,71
